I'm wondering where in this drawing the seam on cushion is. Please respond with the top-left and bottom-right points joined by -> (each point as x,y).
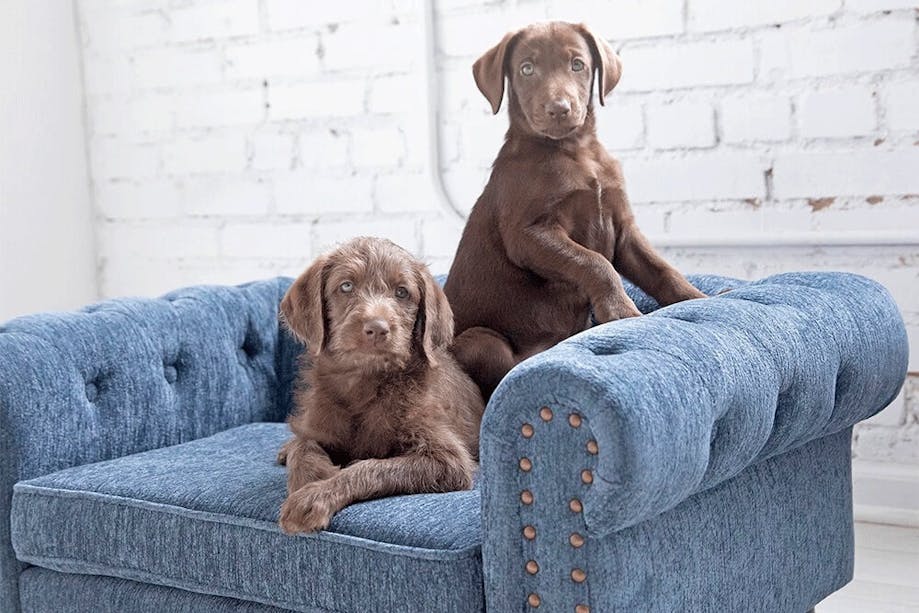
12,485 -> 481,560
15,553 -> 346,613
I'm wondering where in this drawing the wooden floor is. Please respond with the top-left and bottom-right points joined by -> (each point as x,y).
817,522 -> 919,612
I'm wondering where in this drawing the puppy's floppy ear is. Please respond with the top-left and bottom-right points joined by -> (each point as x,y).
413,267 -> 454,366
473,29 -> 519,115
576,24 -> 622,106
280,255 -> 331,355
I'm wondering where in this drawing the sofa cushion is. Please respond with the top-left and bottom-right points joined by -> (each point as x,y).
11,423 -> 484,613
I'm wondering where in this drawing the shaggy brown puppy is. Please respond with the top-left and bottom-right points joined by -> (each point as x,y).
445,22 -> 705,400
277,237 -> 484,534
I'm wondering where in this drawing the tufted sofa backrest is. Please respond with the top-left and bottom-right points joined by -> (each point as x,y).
0,277 -> 300,610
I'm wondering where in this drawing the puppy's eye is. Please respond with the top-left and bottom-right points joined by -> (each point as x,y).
571,58 -> 585,72
339,281 -> 354,293
394,286 -> 409,299
520,62 -> 534,76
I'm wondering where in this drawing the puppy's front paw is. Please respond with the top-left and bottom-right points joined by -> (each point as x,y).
279,481 -> 338,534
593,297 -> 642,323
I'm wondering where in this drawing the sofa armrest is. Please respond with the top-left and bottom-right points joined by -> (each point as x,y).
479,272 -> 907,609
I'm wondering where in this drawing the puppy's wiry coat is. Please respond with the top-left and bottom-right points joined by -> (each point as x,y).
278,237 -> 483,534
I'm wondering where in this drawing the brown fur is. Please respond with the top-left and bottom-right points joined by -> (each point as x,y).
277,237 -> 484,534
445,22 -> 705,401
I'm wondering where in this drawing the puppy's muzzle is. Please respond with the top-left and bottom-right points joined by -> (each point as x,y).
545,98 -> 571,120
363,319 -> 390,345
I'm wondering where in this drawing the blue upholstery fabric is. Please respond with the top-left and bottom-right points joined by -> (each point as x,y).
0,279 -> 296,609
1,271 -> 908,612
20,567 -> 293,613
480,272 -> 907,611
12,423 -> 483,613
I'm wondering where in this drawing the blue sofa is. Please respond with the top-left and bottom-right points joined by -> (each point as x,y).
0,272 -> 908,612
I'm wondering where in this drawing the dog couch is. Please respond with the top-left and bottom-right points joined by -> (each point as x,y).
0,272 -> 907,612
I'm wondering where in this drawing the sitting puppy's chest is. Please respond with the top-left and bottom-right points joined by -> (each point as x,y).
551,157 -> 619,256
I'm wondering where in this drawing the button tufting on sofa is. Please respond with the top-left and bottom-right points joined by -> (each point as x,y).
84,381 -> 98,403
163,363 -> 178,384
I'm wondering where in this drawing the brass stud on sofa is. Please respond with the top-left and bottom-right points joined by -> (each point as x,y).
525,560 -> 539,575
527,593 -> 541,608
571,568 -> 587,583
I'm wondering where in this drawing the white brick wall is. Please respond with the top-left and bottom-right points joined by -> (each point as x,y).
76,1 -> 919,489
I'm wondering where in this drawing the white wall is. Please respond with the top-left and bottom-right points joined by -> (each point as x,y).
75,0 -> 918,520
0,0 -> 97,321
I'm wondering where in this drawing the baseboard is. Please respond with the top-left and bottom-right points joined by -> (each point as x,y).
852,460 -> 919,527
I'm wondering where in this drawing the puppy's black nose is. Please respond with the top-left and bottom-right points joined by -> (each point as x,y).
363,319 -> 390,340
546,99 -> 571,119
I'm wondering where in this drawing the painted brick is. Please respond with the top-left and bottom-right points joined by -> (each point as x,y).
314,218 -> 419,255
548,0 -> 684,40
440,165 -> 489,215
368,74 -> 425,115
773,18 -> 914,79
376,172 -> 442,213
82,55 -> 134,95
174,90 -> 263,129
95,180 -> 181,220
886,81 -> 919,131
99,221 -> 220,259
421,217 -> 464,259
163,134 -> 247,175
459,115 -> 507,168
323,22 -> 419,72
618,40 -> 755,91
773,149 -> 919,198
269,81 -> 365,120
812,206 -> 919,233
621,153 -> 767,202
265,0 -> 381,31
222,221 -> 312,258
646,100 -> 715,149
689,0 -> 841,31
250,132 -> 294,171
798,86 -> 877,138
132,47 -> 224,89
846,0 -> 918,11
720,94 -> 792,143
596,100 -> 644,151
298,128 -> 350,169
275,173 -> 374,215
169,0 -> 260,42
668,208 -> 765,236
81,9 -> 167,51
225,38 -> 321,80
90,140 -> 160,180
182,176 -> 271,216
350,126 -> 405,168
436,5 -> 549,57
89,94 -> 174,135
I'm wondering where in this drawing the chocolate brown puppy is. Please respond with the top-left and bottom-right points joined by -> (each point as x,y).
445,22 -> 705,401
278,237 -> 484,534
